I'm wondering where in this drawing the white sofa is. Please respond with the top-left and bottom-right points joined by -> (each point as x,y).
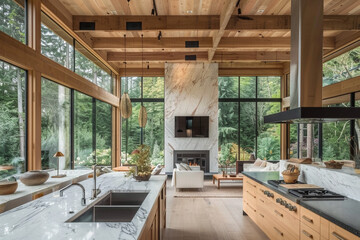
172,169 -> 204,190
243,159 -> 280,172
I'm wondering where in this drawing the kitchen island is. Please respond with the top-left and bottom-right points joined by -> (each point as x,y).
243,171 -> 360,239
0,172 -> 167,240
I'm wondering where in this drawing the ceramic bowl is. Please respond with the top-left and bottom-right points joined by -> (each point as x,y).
20,171 -> 49,186
0,181 -> 18,195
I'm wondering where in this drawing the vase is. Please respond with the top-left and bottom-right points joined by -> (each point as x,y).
20,171 -> 49,186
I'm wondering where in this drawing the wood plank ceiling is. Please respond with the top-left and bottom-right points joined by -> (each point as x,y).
57,0 -> 360,75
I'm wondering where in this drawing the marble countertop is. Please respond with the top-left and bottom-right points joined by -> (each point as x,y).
0,170 -> 92,213
0,172 -> 167,240
243,171 -> 360,237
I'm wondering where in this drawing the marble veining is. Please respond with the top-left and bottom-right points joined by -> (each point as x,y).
164,63 -> 219,173
280,160 -> 360,201
0,172 -> 167,240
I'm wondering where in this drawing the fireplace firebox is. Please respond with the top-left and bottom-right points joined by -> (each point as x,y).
173,150 -> 209,172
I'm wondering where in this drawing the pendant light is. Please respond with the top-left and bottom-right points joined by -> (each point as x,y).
120,34 -> 132,119
139,34 -> 148,127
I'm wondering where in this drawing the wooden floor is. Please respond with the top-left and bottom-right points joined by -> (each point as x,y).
163,180 -> 269,240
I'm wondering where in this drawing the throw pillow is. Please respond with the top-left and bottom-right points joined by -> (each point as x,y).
180,163 -> 192,171
152,164 -> 163,175
260,160 -> 267,168
253,158 -> 263,167
176,163 -> 187,171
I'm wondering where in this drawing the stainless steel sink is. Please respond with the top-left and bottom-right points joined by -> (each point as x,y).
66,191 -> 149,223
96,191 -> 149,206
70,206 -> 140,222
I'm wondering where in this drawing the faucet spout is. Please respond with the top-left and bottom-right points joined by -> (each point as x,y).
60,183 -> 86,206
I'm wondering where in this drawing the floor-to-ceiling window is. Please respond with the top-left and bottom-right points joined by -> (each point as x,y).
41,78 -> 71,169
218,76 -> 281,167
0,60 -> 26,179
121,76 -> 164,166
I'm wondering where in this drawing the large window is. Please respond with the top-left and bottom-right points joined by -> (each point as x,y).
41,13 -> 74,70
75,41 -> 113,93
41,78 -> 71,169
121,77 -> 164,166
0,0 -> 26,44
218,76 -> 281,166
0,60 -> 26,179
323,45 -> 360,86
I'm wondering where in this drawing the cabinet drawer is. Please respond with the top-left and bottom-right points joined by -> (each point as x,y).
329,222 -> 360,240
273,191 -> 300,219
265,202 -> 300,239
257,185 -> 276,204
301,222 -> 321,240
301,207 -> 321,233
244,177 -> 258,195
243,199 -> 257,224
262,216 -> 298,240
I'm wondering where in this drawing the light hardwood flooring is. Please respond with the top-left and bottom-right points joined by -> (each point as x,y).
163,180 -> 269,240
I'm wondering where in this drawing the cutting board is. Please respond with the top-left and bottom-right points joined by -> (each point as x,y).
279,184 -> 322,189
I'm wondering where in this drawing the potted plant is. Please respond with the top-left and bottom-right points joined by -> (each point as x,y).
126,145 -> 152,181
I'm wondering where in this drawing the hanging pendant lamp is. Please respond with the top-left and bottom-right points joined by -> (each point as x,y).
120,34 -> 132,119
138,34 -> 148,127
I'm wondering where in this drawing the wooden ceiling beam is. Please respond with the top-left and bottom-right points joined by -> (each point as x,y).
92,37 -> 213,50
107,50 -> 290,62
73,15 -> 360,32
107,51 -> 209,62
208,0 -> 238,61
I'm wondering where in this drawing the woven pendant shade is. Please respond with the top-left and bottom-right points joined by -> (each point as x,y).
121,93 -> 132,119
138,105 -> 147,127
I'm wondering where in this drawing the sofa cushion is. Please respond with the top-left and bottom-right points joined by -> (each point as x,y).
253,158 -> 263,167
151,164 -> 163,175
176,163 -> 187,171
180,163 -> 192,171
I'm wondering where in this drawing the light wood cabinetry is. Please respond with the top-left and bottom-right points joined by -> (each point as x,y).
139,183 -> 166,240
243,176 -> 359,240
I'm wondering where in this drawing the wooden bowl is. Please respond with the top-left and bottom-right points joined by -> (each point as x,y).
282,172 -> 300,184
0,181 -> 18,195
20,171 -> 49,186
134,174 -> 151,181
324,161 -> 344,169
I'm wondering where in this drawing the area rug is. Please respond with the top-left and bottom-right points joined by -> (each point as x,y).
170,180 -> 243,198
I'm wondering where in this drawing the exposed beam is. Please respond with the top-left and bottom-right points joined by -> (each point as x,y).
73,15 -> 220,31
107,51 -> 209,62
73,15 -> 360,32
208,0 -> 238,61
92,37 -> 213,50
213,51 -> 290,62
322,75 -> 360,100
119,68 -> 165,77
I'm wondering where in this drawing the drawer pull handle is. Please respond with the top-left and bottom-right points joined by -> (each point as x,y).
302,230 -> 313,239
260,199 -> 264,203
331,232 -> 347,240
302,215 -> 313,223
246,191 -> 256,199
259,213 -> 264,218
273,227 -> 283,236
274,210 -> 283,217
246,181 -> 256,188
246,203 -> 256,213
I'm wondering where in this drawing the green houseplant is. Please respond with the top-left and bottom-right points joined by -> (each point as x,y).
126,145 -> 152,181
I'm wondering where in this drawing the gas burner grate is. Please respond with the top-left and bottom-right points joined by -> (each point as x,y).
289,189 -> 345,200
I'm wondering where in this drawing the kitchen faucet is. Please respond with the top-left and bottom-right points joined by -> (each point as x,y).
60,183 -> 86,206
91,164 -> 106,199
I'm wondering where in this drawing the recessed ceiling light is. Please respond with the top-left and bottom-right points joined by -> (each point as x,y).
257,9 -> 264,13
110,10 -> 117,15
187,10 -> 193,14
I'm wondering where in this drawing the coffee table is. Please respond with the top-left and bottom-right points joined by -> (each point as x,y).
212,174 -> 243,189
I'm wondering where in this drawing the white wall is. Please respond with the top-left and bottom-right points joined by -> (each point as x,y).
164,63 -> 219,173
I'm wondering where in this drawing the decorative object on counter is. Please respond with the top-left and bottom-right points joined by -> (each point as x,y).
20,170 -> 49,186
126,145 -> 152,181
324,160 -> 344,169
288,158 -> 312,164
51,151 -> 67,178
0,178 -> 18,195
229,174 -> 237,177
282,164 -> 300,183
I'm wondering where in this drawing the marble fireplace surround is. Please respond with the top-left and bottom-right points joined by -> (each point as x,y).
164,63 -> 219,174
280,160 -> 360,201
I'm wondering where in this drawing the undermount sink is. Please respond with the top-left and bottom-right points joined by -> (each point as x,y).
67,191 -> 149,223
96,191 -> 149,206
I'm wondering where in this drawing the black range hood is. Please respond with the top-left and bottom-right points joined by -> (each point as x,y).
264,107 -> 360,124
264,0 -> 360,124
